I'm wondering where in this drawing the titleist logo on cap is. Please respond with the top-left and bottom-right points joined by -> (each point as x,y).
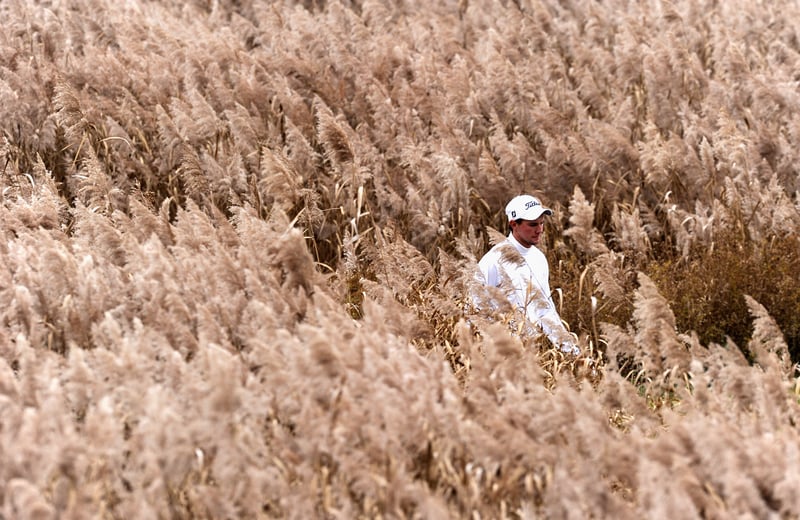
511,200 -> 541,217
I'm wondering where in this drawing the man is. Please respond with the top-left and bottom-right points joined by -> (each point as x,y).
477,194 -> 580,355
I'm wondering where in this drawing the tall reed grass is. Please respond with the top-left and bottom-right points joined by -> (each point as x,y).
1,0 -> 799,517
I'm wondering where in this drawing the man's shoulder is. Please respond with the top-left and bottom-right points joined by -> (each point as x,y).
478,246 -> 499,268
480,240 -> 524,267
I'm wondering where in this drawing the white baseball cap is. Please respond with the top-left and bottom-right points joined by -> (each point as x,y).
505,194 -> 553,221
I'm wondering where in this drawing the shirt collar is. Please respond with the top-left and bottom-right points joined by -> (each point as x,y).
507,232 -> 530,255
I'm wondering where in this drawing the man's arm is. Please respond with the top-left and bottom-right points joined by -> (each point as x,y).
522,280 -> 580,355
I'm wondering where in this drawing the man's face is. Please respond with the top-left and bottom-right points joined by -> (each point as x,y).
511,217 -> 545,248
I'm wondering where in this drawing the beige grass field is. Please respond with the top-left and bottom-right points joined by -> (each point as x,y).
2,0 -> 800,517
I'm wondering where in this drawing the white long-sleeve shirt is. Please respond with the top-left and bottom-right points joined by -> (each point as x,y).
477,234 -> 577,353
